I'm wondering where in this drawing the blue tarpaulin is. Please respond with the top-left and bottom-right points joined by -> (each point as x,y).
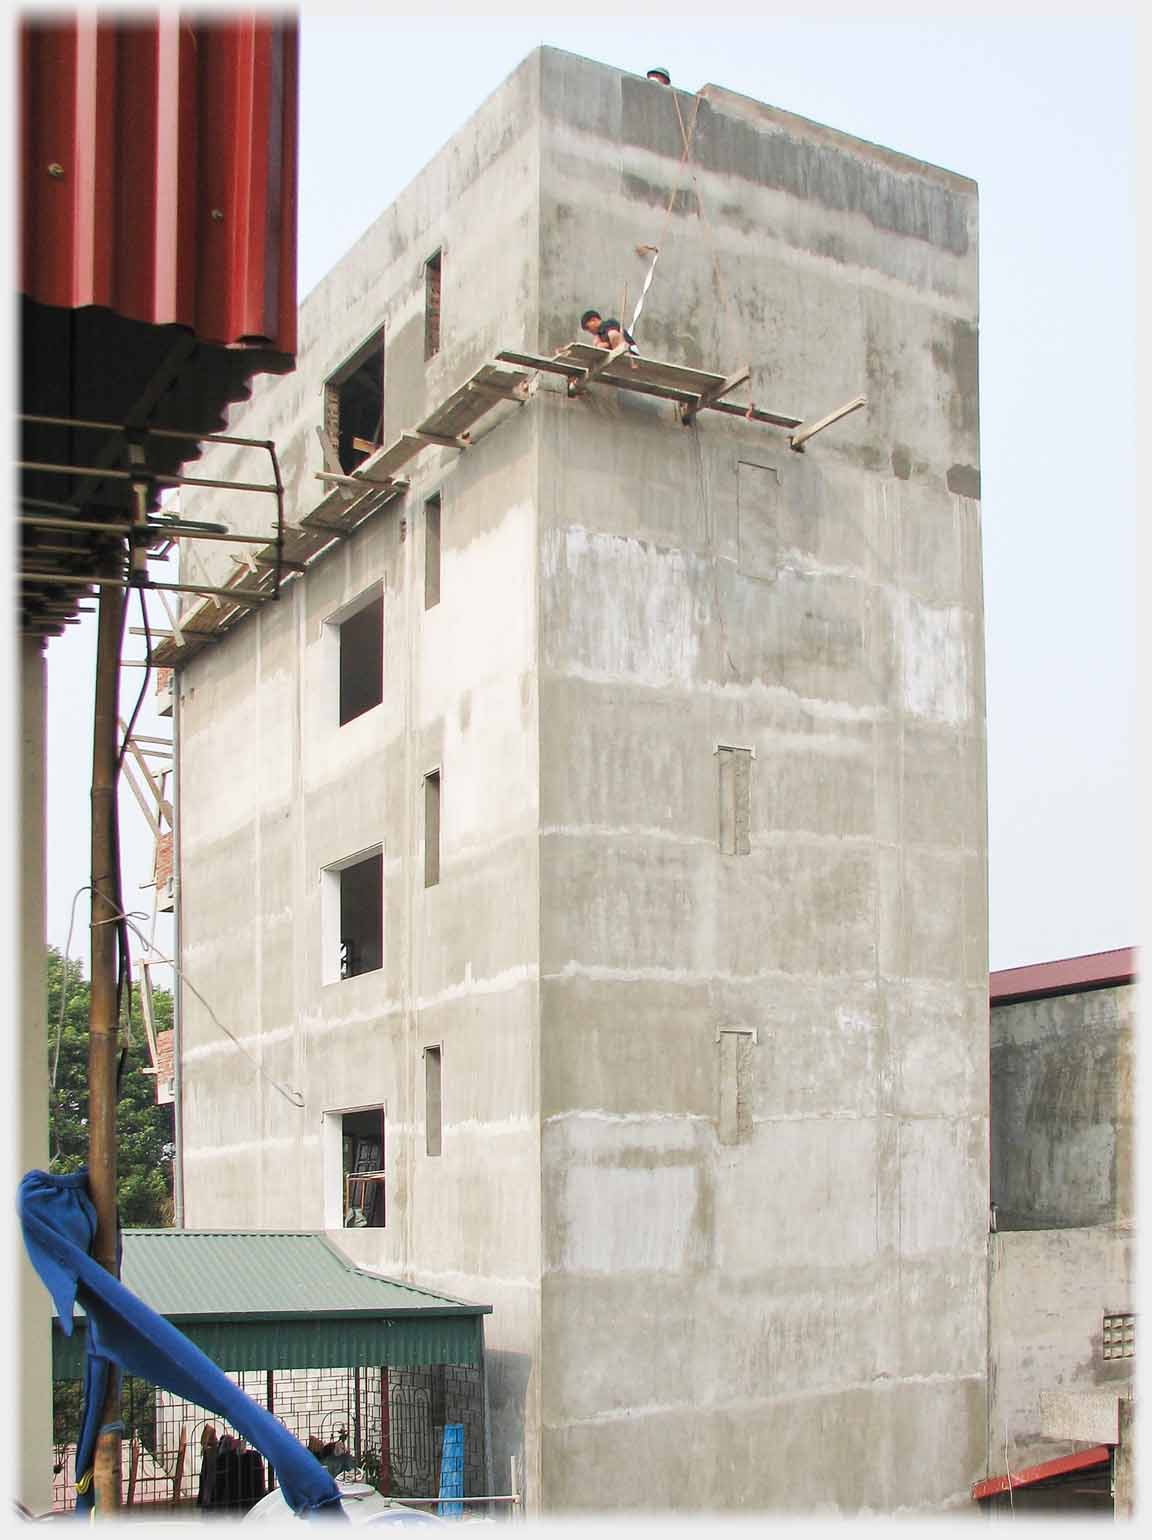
437,1423 -> 463,1518
19,1168 -> 346,1520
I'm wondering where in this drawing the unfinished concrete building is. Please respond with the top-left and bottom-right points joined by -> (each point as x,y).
157,48 -> 986,1514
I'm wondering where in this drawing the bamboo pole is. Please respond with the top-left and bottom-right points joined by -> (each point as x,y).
88,562 -> 126,1513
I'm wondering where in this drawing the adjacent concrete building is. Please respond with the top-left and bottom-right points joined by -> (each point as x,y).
983,948 -> 1136,1512
165,48 -> 986,1514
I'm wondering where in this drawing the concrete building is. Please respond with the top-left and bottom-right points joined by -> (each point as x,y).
162,48 -> 986,1514
980,948 -> 1136,1515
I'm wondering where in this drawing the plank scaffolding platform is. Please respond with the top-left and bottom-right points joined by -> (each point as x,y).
151,347 -> 864,667
498,343 -> 806,429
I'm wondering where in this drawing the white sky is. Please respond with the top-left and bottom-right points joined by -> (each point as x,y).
29,3 -> 1139,976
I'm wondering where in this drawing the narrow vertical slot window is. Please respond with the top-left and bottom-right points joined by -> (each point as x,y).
424,250 -> 442,359
718,1030 -> 754,1146
338,591 -> 384,726
717,745 -> 753,856
425,1046 -> 443,1157
424,493 -> 442,610
424,770 -> 441,888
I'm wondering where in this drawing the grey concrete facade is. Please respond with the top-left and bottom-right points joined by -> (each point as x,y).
984,974 -> 1136,1491
991,982 -> 1135,1231
173,49 -> 986,1514
988,1225 -> 1134,1472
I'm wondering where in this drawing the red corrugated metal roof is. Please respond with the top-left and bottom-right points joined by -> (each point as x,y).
990,948 -> 1137,1006
20,13 -> 297,354
972,1445 -> 1111,1501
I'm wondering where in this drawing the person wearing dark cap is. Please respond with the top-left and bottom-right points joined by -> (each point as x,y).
646,66 -> 671,85
580,309 -> 638,354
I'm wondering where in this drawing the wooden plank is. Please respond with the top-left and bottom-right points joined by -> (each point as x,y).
680,364 -> 751,424
557,341 -> 728,394
414,430 -> 469,450
417,363 -> 529,438
567,340 -> 630,396
496,349 -> 585,379
466,377 -> 530,401
789,393 -> 867,452
360,433 -> 426,479
706,398 -> 803,429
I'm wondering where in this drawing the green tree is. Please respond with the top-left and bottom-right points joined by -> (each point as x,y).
47,946 -> 175,1228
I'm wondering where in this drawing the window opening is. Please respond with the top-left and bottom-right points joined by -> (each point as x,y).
425,1046 -> 443,1157
424,251 -> 442,360
342,1108 -> 386,1228
717,746 -> 753,856
718,1028 -> 755,1145
325,328 -> 386,475
424,494 -> 441,610
338,851 -> 383,979
338,592 -> 384,726
424,771 -> 441,888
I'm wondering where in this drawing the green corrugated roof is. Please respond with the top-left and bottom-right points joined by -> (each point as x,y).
111,1230 -> 489,1321
52,1230 -> 490,1380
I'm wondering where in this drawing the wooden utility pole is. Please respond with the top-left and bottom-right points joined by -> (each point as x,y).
88,561 -> 126,1513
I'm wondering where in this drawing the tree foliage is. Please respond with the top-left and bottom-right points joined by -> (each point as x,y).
47,946 -> 175,1228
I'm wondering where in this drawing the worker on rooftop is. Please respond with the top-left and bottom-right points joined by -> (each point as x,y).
646,66 -> 671,84
580,309 -> 638,354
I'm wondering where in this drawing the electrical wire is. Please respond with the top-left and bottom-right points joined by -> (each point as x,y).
113,588 -> 157,1086
91,884 -> 306,1109
50,886 -> 89,1092
117,586 -> 152,772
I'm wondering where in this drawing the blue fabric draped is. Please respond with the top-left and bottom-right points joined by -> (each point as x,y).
19,1169 -> 346,1520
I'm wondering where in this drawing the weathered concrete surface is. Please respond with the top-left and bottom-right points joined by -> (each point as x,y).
1114,1395 -> 1136,1518
173,48 -> 985,1516
176,48 -> 546,1500
19,638 -> 54,1513
991,983 -> 1135,1230
1039,1387 -> 1123,1443
987,1224 -> 1134,1472
535,50 -> 984,1515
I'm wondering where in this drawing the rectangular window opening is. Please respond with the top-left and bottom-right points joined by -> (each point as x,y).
337,850 -> 383,980
424,770 -> 441,888
342,1107 -> 386,1228
424,493 -> 441,610
424,251 -> 442,360
425,1046 -> 443,1157
325,327 -> 386,475
338,592 -> 384,726
717,746 -> 753,856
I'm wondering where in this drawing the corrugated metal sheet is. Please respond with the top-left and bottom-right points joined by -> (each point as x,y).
54,1313 -> 483,1380
20,13 -> 297,352
114,1230 -> 490,1320
52,1230 -> 490,1380
972,1446 -> 1111,1501
990,947 -> 1137,1006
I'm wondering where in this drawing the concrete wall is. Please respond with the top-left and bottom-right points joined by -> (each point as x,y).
533,52 -> 985,1515
17,638 -> 55,1514
987,1224 -> 1134,1472
177,51 -> 545,1497
991,983 -> 1135,1230
174,48 -> 986,1516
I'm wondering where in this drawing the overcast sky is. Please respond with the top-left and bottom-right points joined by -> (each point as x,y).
35,3 -> 1138,976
